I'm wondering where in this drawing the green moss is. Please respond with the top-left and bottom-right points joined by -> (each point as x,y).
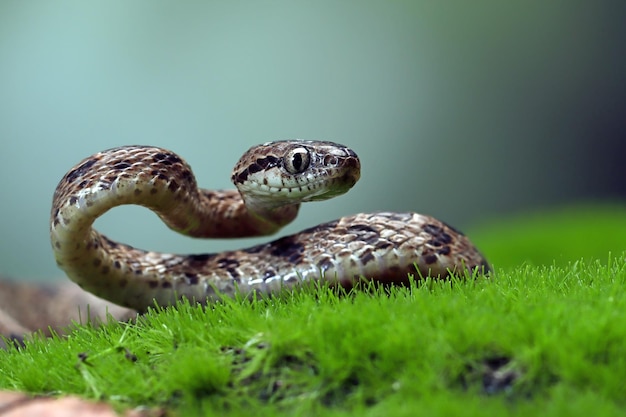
470,203 -> 626,269
1,204 -> 625,416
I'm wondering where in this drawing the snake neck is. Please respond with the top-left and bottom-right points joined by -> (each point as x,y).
163,189 -> 300,238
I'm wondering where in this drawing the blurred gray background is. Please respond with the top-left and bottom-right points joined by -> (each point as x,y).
1,1 -> 624,281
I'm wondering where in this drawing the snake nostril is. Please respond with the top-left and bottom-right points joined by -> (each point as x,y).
323,155 -> 338,166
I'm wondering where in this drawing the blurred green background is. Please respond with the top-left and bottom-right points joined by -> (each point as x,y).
0,1 -> 624,281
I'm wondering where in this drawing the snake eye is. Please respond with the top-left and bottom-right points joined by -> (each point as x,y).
284,147 -> 310,174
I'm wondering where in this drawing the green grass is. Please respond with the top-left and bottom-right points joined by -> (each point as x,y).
470,203 -> 626,269
1,203 -> 625,416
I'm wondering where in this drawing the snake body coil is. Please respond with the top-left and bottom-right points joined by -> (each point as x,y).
50,141 -> 489,310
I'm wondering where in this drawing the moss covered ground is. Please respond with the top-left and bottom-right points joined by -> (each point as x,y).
1,203 -> 625,416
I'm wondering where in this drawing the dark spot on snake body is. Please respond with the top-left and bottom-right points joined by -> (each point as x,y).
78,180 -> 89,189
375,240 -> 393,250
181,169 -> 193,182
157,173 -> 168,181
289,253 -> 303,263
119,279 -> 127,288
101,266 -> 110,274
430,232 -> 452,247
423,223 -> 453,246
437,246 -> 451,256
317,257 -> 334,272
114,260 -> 121,269
264,269 -> 276,278
269,236 -> 304,261
422,223 -> 443,235
52,209 -> 60,227
93,259 -> 101,267
114,162 -> 131,170
226,267 -> 240,279
69,196 -> 77,205
217,257 -> 240,268
184,273 -> 199,285
347,224 -> 380,245
161,281 -> 172,288
187,253 -> 215,263
147,280 -> 158,289
423,254 -> 438,265
168,180 -> 179,192
65,158 -> 98,183
154,152 -> 183,166
361,249 -> 375,264
348,224 -> 377,234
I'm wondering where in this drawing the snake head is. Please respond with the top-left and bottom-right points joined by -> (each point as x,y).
231,140 -> 361,209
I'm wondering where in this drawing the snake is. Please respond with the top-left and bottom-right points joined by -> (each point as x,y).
50,140 -> 490,311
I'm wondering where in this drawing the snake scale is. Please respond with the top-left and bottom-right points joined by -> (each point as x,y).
50,140 -> 489,311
